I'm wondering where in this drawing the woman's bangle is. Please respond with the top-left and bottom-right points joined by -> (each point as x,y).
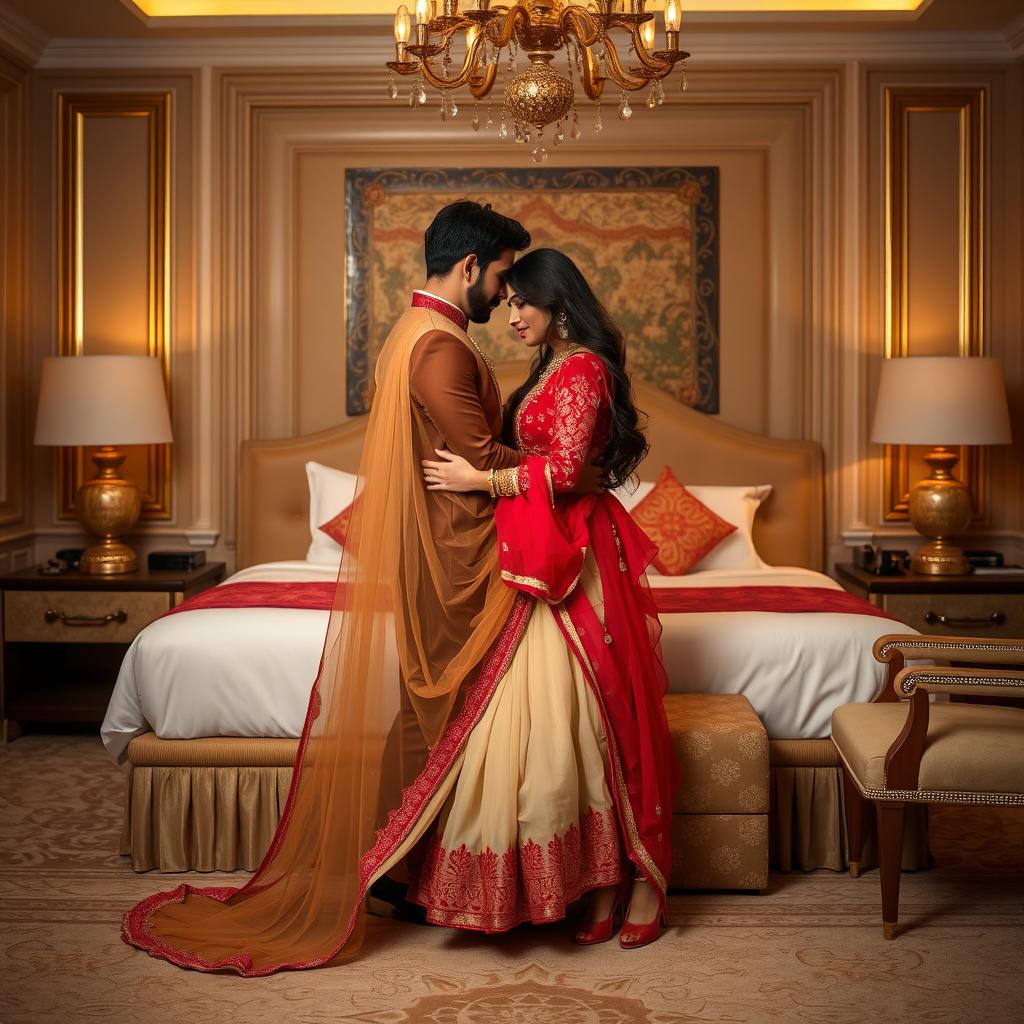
493,467 -> 520,498
487,470 -> 497,499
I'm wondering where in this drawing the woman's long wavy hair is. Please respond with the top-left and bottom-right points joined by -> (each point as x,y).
502,248 -> 648,488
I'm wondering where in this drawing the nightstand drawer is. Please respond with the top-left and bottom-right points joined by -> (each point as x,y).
4,590 -> 171,644
883,592 -> 1024,638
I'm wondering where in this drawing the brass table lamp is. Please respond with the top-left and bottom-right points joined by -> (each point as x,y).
871,356 -> 1013,575
34,355 -> 173,575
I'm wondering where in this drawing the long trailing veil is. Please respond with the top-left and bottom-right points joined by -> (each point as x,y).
122,309 -> 528,975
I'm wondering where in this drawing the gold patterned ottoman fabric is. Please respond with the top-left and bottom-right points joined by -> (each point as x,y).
664,694 -> 770,890
664,694 -> 770,814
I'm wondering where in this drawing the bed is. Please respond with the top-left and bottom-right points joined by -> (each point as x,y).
105,368 -> 924,874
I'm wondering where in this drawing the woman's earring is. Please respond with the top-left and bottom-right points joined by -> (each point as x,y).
556,311 -> 570,340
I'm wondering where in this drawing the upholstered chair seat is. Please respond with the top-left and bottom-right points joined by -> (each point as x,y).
832,634 -> 1024,940
833,701 -> 1024,796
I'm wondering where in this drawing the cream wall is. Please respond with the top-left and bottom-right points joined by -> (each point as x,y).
1,29 -> 1021,575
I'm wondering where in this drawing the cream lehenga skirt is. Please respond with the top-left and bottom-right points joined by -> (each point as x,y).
407,561 -> 623,932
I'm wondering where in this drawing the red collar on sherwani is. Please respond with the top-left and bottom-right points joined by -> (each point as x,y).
411,290 -> 469,333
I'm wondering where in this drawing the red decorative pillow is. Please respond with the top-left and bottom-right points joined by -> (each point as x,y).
630,467 -> 737,575
318,495 -> 362,552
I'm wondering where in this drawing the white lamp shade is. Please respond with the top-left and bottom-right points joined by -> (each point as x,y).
34,355 -> 173,447
871,356 -> 1013,447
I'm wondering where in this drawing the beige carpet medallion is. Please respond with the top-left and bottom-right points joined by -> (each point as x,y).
2,735 -> 1022,1024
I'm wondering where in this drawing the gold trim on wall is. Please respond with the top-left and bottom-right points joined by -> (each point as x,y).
882,85 -> 986,522
57,92 -> 173,520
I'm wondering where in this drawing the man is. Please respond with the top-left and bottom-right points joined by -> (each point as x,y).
369,199 -> 530,921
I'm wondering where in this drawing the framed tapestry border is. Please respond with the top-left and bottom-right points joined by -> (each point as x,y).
344,166 -> 719,417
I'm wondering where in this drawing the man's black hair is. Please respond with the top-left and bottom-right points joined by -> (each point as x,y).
424,200 -> 531,278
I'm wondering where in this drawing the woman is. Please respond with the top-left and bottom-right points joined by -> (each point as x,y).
420,248 -> 679,946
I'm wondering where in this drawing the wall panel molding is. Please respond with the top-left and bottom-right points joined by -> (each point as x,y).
881,84 -> 987,522
0,56 -> 27,533
34,28 -> 1019,72
215,66 -> 842,554
56,90 -> 174,520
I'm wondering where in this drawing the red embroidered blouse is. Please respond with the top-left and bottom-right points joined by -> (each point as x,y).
513,348 -> 611,494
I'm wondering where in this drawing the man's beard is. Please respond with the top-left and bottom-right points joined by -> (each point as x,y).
466,276 -> 498,324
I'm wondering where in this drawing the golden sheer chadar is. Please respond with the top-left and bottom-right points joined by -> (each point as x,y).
122,307 -> 526,975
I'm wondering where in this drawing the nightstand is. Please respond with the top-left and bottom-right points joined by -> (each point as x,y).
834,563 -> 1024,637
0,562 -> 225,741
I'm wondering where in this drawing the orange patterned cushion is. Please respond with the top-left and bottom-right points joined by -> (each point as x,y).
318,495 -> 361,551
630,467 -> 737,575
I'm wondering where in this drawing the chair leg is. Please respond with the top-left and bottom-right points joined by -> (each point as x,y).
876,801 -> 905,939
842,768 -> 868,878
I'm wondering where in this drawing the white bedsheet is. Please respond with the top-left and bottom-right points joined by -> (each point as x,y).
101,561 -> 899,764
646,567 -> 898,740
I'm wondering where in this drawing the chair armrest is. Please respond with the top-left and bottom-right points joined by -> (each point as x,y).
874,633 -> 1024,667
892,665 -> 1024,700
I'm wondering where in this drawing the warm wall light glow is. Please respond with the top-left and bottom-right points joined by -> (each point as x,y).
640,16 -> 656,49
126,1 -> 931,19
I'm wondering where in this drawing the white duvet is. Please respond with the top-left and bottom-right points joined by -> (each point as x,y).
101,561 -> 898,763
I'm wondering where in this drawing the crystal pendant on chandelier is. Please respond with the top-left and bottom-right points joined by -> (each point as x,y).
618,92 -> 632,120
414,81 -> 427,106
387,73 -> 399,100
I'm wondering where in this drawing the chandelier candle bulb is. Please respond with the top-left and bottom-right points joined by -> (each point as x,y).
394,4 -> 411,60
640,16 -> 656,51
665,0 -> 682,32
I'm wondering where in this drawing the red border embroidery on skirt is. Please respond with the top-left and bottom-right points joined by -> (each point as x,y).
121,593 -> 533,976
412,806 -> 622,934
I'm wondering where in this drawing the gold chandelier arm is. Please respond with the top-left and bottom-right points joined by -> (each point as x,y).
470,60 -> 498,99
558,4 -> 602,49
483,4 -> 530,49
417,20 -> 490,90
579,44 -> 606,101
619,22 -> 669,74
600,35 -> 649,91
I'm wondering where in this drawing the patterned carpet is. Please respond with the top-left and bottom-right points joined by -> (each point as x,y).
2,735 -> 1022,1024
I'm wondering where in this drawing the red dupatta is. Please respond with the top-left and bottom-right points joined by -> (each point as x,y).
495,455 -> 679,906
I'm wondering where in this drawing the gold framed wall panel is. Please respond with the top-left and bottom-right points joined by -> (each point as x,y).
0,61 -> 27,529
882,85 -> 986,522
57,91 -> 172,520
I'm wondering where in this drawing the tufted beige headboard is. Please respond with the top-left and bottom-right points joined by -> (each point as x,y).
237,362 -> 824,571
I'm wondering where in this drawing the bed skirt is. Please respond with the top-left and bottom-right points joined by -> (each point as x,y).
121,733 -> 929,875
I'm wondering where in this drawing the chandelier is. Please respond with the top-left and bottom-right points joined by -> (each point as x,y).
386,1 -> 689,162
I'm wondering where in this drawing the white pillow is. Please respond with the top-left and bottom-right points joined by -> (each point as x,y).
305,461 -> 358,565
613,480 -> 772,573
686,484 -> 772,572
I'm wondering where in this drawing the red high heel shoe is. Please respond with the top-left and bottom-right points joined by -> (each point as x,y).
573,882 -> 628,945
619,889 -> 667,949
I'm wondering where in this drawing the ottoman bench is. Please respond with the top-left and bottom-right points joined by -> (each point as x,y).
664,693 -> 770,891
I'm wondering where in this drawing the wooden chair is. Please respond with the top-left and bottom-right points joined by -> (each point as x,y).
831,633 -> 1024,938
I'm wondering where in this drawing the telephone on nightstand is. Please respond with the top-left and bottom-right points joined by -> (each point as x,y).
853,545 -> 911,576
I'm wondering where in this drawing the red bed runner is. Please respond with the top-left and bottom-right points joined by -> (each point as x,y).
165,580 -> 895,621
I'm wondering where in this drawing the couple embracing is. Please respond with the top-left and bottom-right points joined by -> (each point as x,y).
123,200 -> 680,975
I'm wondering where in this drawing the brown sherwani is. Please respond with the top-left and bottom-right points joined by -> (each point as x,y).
386,305 -> 521,777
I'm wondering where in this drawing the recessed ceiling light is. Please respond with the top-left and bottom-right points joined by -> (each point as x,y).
125,1 -> 930,19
